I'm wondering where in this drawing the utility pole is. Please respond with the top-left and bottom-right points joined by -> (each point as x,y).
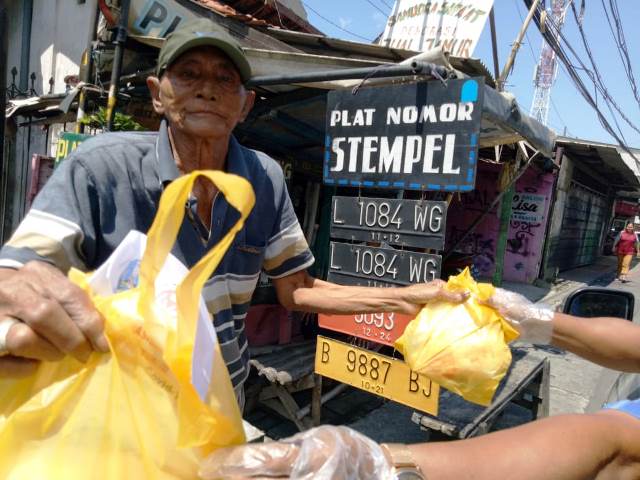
106,0 -> 131,131
497,0 -> 541,91
0,2 -> 7,242
493,0 -> 541,286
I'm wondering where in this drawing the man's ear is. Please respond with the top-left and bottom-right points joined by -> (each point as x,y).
238,89 -> 256,122
146,76 -> 165,115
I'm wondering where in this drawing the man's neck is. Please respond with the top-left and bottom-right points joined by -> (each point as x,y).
168,127 -> 229,173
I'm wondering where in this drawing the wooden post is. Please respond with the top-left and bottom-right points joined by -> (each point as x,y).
105,0 -> 131,131
497,0 -> 541,91
488,7 -> 500,81
492,183 -> 514,286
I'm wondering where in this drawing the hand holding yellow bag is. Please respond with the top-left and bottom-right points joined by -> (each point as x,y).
0,170 -> 254,479
395,268 -> 519,406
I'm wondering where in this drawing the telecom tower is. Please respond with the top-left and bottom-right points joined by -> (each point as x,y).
530,0 -> 568,126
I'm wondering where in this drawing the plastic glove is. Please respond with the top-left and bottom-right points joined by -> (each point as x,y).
198,425 -> 394,480
484,287 -> 554,344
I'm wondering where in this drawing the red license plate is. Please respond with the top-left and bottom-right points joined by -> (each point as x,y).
318,312 -> 413,346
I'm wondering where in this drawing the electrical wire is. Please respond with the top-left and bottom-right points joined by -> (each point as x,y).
600,0 -> 640,112
362,0 -> 388,16
302,2 -> 374,42
376,0 -> 394,9
568,1 -> 639,139
524,0 -> 639,159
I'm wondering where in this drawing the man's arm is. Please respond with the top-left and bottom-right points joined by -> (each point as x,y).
411,411 -> 640,480
551,312 -> 640,372
272,270 -> 466,316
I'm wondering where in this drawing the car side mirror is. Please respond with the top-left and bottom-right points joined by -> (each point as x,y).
563,288 -> 635,321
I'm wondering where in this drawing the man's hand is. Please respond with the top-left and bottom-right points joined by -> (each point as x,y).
198,425 -> 393,480
484,287 -> 554,344
0,261 -> 109,376
397,279 -> 469,316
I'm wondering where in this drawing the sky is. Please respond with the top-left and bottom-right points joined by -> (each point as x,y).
301,0 -> 640,149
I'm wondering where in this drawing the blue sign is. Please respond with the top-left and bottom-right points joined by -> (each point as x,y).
324,78 -> 483,192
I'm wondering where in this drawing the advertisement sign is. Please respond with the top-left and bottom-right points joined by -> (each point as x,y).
315,336 -> 439,414
328,241 -> 441,287
55,132 -> 90,166
318,312 -> 413,347
324,78 -> 483,192
379,0 -> 494,57
511,192 -> 546,223
331,196 -> 447,249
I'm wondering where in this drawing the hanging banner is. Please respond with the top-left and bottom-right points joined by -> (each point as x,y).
324,78 -> 483,192
379,0 -> 494,57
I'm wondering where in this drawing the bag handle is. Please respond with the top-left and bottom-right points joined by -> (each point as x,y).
138,170 -> 255,347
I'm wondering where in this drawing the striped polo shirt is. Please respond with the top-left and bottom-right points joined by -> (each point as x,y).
0,121 -> 314,389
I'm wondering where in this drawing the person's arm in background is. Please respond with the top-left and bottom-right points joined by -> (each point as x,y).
551,312 -> 640,372
273,271 -> 466,317
200,411 -> 640,480
261,160 -> 467,317
488,288 -> 640,372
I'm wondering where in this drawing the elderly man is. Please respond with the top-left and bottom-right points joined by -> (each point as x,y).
0,19 -> 462,402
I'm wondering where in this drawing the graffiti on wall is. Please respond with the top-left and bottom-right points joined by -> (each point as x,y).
504,173 -> 555,283
445,163 -> 502,277
445,162 -> 555,283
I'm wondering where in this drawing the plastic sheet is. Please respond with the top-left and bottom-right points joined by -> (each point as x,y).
395,268 -> 519,406
199,425 -> 393,480
0,170 -> 253,479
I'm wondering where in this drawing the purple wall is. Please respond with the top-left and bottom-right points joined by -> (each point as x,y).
445,162 -> 555,283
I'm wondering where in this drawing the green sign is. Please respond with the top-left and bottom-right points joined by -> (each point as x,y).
55,132 -> 90,166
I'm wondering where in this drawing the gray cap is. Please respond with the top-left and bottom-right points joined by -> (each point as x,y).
156,18 -> 252,82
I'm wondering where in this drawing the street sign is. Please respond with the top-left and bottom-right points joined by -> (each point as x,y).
328,241 -> 441,287
55,132 -> 90,167
318,312 -> 413,347
315,336 -> 439,415
331,196 -> 447,249
324,78 -> 483,192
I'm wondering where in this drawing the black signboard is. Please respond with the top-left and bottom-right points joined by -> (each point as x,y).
323,78 -> 483,192
328,241 -> 441,287
330,196 -> 447,249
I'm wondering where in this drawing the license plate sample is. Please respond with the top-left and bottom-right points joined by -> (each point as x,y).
318,312 -> 413,346
331,196 -> 447,249
315,336 -> 439,415
328,241 -> 442,287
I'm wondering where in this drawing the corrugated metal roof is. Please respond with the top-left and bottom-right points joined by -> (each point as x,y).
265,28 -> 496,88
557,136 -> 640,191
219,0 -> 322,34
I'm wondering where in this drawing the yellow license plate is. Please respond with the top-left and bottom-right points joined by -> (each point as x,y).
315,336 -> 439,415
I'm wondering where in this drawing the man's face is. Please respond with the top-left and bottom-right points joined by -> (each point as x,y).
147,46 -> 255,139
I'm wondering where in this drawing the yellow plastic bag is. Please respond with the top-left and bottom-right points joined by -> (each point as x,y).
395,268 -> 519,406
0,170 -> 255,479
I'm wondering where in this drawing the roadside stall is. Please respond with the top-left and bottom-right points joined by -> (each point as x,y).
6,1 -> 557,437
